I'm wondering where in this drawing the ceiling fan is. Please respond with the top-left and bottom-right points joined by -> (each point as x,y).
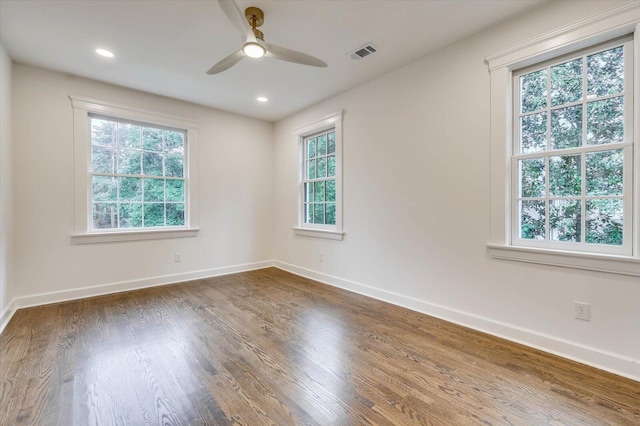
207,0 -> 328,75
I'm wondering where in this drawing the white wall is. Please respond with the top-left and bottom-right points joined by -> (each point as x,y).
11,64 -> 274,302
0,42 -> 13,327
273,0 -> 640,379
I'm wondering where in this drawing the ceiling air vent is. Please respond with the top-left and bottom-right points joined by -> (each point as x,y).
348,43 -> 378,60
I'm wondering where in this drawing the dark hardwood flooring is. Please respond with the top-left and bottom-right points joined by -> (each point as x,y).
0,267 -> 638,425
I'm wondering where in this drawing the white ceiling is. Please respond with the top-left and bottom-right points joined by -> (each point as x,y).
0,0 -> 546,122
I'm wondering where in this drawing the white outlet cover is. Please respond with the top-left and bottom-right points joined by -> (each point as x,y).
575,302 -> 590,321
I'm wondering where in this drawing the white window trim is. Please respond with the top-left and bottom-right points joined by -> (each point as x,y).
293,111 -> 344,241
486,3 -> 640,276
70,96 -> 200,244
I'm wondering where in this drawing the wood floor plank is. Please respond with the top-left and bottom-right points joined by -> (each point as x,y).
1,268 -> 639,425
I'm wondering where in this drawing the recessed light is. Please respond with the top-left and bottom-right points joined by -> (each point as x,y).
95,48 -> 114,58
257,97 -> 268,103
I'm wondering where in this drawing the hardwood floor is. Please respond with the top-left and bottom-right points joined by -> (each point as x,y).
0,268 -> 638,425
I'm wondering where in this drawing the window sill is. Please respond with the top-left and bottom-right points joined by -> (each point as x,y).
487,243 -> 640,277
71,228 -> 200,244
293,227 -> 345,241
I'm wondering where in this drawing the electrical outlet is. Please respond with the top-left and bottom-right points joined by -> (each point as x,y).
174,253 -> 182,263
575,302 -> 590,321
318,252 -> 324,262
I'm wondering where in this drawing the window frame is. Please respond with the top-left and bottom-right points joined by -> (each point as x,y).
293,111 -> 344,240
70,96 -> 199,244
486,4 -> 640,276
511,38 -> 633,255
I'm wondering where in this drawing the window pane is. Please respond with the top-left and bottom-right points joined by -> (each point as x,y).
551,58 -> 582,107
307,160 -> 316,179
166,179 -> 184,202
166,203 -> 185,226
142,152 -> 163,176
520,113 -> 547,153
586,199 -> 623,245
92,176 -> 117,201
304,182 -> 312,203
327,132 -> 335,154
317,157 -> 327,178
117,123 -> 141,149
520,158 -> 545,198
92,147 -> 115,174
549,155 -> 581,197
305,203 -> 313,224
142,128 -> 163,152
326,203 -> 336,225
317,134 -> 327,156
143,203 -> 165,227
91,119 -> 115,147
314,181 -> 325,202
327,155 -> 336,177
314,203 -> 325,224
306,138 -> 316,159
117,150 -> 141,175
119,177 -> 142,201
587,97 -> 624,145
165,155 -> 184,177
93,203 -> 117,229
326,180 -> 335,202
550,105 -> 582,150
586,149 -> 623,196
521,69 -> 547,113
550,200 -> 581,242
587,46 -> 624,98
119,203 -> 142,228
520,200 -> 545,239
164,131 -> 184,154
144,178 -> 164,202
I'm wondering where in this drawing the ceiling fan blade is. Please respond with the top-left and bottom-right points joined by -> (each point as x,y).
207,49 -> 245,74
265,44 -> 327,68
217,0 -> 252,38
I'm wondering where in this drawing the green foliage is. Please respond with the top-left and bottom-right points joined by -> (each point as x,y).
520,69 -> 547,113
587,97 -> 624,145
119,177 -> 142,201
520,158 -> 545,197
91,119 -> 115,147
117,150 -> 141,175
520,200 -> 545,239
520,113 -> 547,153
549,155 -> 581,197
303,130 -> 337,226
586,199 -> 623,245
518,45 -> 626,246
551,105 -> 581,149
90,118 -> 186,229
551,59 -> 582,106
165,155 -> 183,177
143,152 -> 163,176
587,47 -> 624,97
117,123 -> 141,149
550,200 -> 581,242
586,150 -> 623,196
92,147 -> 115,174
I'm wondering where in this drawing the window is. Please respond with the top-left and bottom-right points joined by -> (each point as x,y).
90,116 -> 187,230
513,39 -> 633,255
303,129 -> 337,226
71,97 -> 199,243
486,6 -> 640,276
293,111 -> 344,240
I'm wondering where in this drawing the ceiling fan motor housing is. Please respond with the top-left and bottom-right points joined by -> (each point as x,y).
245,7 -> 265,40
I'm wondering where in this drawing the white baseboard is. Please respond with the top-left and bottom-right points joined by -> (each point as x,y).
0,299 -> 16,335
274,260 -> 640,382
4,260 -> 274,319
